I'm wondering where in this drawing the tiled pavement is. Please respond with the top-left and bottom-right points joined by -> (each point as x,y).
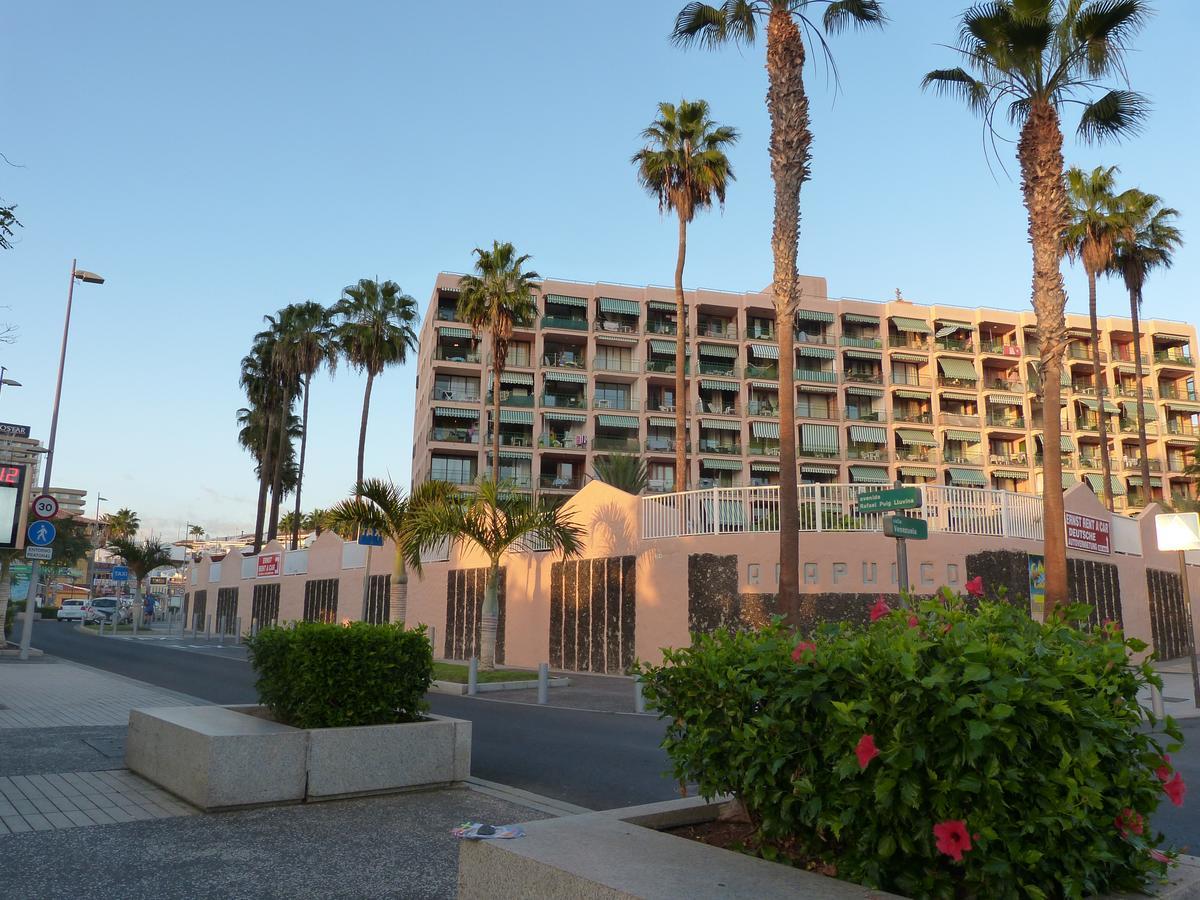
0,769 -> 197,834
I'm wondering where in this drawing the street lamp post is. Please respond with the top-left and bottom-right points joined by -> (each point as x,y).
0,367 -> 21,398
85,493 -> 109,609
18,260 -> 104,660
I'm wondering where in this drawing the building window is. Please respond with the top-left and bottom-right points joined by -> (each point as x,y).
431,455 -> 476,485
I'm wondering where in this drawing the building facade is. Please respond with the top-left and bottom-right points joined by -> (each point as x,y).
412,273 -> 1198,511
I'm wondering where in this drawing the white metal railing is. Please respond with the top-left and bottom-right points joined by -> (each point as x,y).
284,549 -> 309,575
640,483 -> 1047,542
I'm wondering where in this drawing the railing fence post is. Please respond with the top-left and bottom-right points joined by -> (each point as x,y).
1000,490 -> 1011,538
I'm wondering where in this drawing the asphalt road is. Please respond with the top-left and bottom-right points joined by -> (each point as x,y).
27,620 -> 679,811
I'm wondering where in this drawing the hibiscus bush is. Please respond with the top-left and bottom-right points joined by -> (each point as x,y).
641,591 -> 1183,899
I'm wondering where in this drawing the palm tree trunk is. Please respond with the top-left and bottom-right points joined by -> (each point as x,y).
357,371 -> 374,494
252,413 -> 275,553
267,400 -> 289,542
0,556 -> 11,645
491,355 -> 502,484
479,560 -> 500,670
766,8 -> 810,627
674,213 -> 688,492
291,372 -> 312,550
390,550 -> 407,628
1130,286 -> 1153,497
1018,100 -> 1070,616
1088,270 -> 1114,511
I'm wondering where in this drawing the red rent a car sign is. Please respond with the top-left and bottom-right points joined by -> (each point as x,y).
257,553 -> 281,577
1065,512 -> 1111,555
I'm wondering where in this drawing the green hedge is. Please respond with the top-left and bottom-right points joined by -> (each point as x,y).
641,592 -> 1183,898
246,621 -> 432,728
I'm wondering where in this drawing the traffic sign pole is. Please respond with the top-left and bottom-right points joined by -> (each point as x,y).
896,536 -> 909,596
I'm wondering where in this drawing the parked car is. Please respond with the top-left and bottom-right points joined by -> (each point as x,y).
58,599 -> 87,622
85,597 -> 130,625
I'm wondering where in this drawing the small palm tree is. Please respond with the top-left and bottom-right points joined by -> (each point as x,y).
303,508 -> 330,536
188,525 -> 205,541
106,537 -> 176,626
326,478 -> 460,627
1110,190 -> 1183,494
332,279 -> 419,491
673,0 -> 887,626
407,478 -> 584,669
457,242 -> 540,483
633,99 -> 738,491
1065,165 -> 1131,511
593,454 -> 649,495
924,0 -> 1151,616
103,508 -> 140,539
277,510 -> 301,539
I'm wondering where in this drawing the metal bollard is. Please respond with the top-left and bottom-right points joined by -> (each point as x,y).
1151,684 -> 1166,718
205,614 -> 212,642
633,675 -> 646,714
467,657 -> 479,696
233,617 -> 242,645
132,606 -> 138,636
429,626 -> 436,657
97,617 -> 104,637
537,663 -> 549,705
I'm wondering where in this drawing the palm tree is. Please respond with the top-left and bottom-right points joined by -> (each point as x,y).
1065,165 -> 1130,511
257,310 -> 304,542
303,508 -> 330,536
593,454 -> 649,494
240,335 -> 281,552
673,0 -> 887,626
407,478 -> 584,669
1110,190 -> 1183,495
188,525 -> 205,541
457,242 -> 540,483
103,508 -> 140,539
633,100 -> 738,491
105,537 -> 176,627
0,203 -> 19,251
332,279 -> 419,491
326,478 -> 460,627
277,510 -> 301,539
924,0 -> 1150,616
236,398 -> 300,550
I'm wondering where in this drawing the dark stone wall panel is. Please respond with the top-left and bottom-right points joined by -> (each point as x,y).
1067,558 -> 1123,629
965,550 -> 1030,608
563,563 -> 577,672
576,560 -> 591,672
549,562 -> 563,669
1148,568 -> 1188,660
687,554 -> 740,633
605,557 -> 621,673
548,556 -> 635,674
620,556 -> 636,671
590,558 -> 606,673
444,567 -> 506,663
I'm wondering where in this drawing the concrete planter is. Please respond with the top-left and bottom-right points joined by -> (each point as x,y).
457,797 -> 1200,900
127,705 -> 470,811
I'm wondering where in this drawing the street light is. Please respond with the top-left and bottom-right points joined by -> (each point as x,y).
18,261 -> 105,659
84,493 -> 109,604
0,366 -> 21,397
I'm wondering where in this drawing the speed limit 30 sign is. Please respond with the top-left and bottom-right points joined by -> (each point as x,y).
32,494 -> 59,519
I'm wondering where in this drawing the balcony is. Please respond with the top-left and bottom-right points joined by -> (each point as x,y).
747,399 -> 780,418
1112,350 -> 1149,365
982,378 -> 1025,392
1160,387 -> 1197,401
697,438 -> 741,455
937,376 -> 979,390
1115,385 -> 1154,399
943,451 -> 983,466
888,336 -> 930,351
540,392 -> 586,409
699,399 -> 739,416
644,437 -> 688,453
1120,457 -> 1163,473
980,341 -> 1022,356
696,321 -> 737,340
430,469 -> 477,486
1070,383 -> 1097,396
1168,421 -> 1200,436
696,360 -> 739,377
940,413 -> 980,428
542,351 -> 586,369
1155,349 -> 1195,365
745,364 -> 779,379
435,305 -> 460,322
1169,459 -> 1194,474
896,447 -> 938,464
935,338 -> 975,353
1067,344 -> 1108,363
893,409 -> 932,424
645,358 -> 688,374
841,335 -> 882,349
847,446 -> 888,462
1076,418 -> 1100,432
844,409 -> 882,422
843,370 -> 884,385
891,373 -> 932,388
487,392 -> 535,408
986,413 -> 1026,429
1078,456 -> 1101,470
795,331 -> 835,346
595,316 -> 639,335
538,473 -> 583,491
434,347 -> 481,364
797,448 -> 840,460
538,433 -> 586,450
431,426 -> 476,444
487,432 -> 535,449
593,436 -> 640,452
1035,453 -> 1075,469
795,405 -> 839,421
988,453 -> 1029,466
646,319 -> 681,336
541,315 -> 588,331
795,369 -> 838,384
1119,418 -> 1158,434
430,387 -> 481,403
593,357 -> 641,374
748,441 -> 782,457
591,397 -> 640,411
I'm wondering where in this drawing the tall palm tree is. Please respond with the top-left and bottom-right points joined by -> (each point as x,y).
326,478 -> 460,627
271,301 -> 336,549
332,279 -> 419,491
240,334 -> 281,552
633,100 -> 738,491
924,0 -> 1151,616
103,508 -> 140,539
257,311 -> 304,542
1109,190 -> 1183,495
236,398 -> 300,550
407,478 -> 584,669
1065,165 -> 1130,511
593,453 -> 650,494
105,537 -> 176,627
673,0 -> 887,625
457,242 -> 540,483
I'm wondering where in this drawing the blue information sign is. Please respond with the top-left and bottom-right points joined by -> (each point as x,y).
357,530 -> 384,547
111,565 -> 130,581
27,520 -> 56,547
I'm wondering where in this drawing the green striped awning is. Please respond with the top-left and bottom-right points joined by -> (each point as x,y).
595,333 -> 639,345
797,383 -> 838,394
794,309 -> 835,324
701,458 -> 743,471
938,358 -> 978,380
648,300 -> 682,312
936,322 -> 972,338
544,370 -> 587,383
844,349 -> 882,361
796,345 -> 835,359
801,464 -> 840,475
849,425 -> 886,444
896,429 -> 937,447
944,429 -> 981,443
1059,435 -> 1075,452
499,372 -> 533,385
843,313 -> 880,325
845,385 -> 884,397
1086,473 -> 1126,496
750,381 -> 779,391
986,393 -> 1024,406
434,406 -> 479,420
1166,400 -> 1200,411
751,421 -> 780,439
701,418 -> 741,432
948,468 -> 987,486
596,414 -> 638,429
1077,397 -> 1120,414
751,461 -> 780,472
749,343 -> 779,360
648,416 -> 685,428
598,297 -> 639,316
850,466 -> 890,483
802,423 -> 838,453
1128,475 -> 1164,487
438,326 -> 474,339
1062,473 -> 1080,487
545,293 -> 587,308
900,466 -> 936,478
700,379 -> 738,391
892,317 -> 932,334
895,389 -> 931,400
992,469 -> 1029,480
938,319 -> 973,329
498,409 -> 533,425
698,343 -> 737,358
543,411 -> 586,423
498,450 -> 533,460
649,340 -> 689,355
940,391 -> 978,402
1120,400 -> 1157,419
890,352 -> 928,363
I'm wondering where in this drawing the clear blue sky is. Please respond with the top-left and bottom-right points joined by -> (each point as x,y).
2,1 -> 1196,538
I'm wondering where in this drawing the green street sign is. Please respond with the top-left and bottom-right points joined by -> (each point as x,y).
884,514 -> 928,540
857,486 -> 922,514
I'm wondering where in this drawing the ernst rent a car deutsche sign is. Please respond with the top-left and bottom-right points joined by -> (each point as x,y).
257,552 -> 281,578
1065,511 -> 1111,555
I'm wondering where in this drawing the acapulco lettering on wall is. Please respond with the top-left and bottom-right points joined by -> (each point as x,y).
1064,512 -> 1111,555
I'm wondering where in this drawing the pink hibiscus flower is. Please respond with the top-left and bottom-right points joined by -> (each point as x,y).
855,733 -> 879,769
932,820 -> 973,862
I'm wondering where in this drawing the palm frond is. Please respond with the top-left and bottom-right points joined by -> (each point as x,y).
921,68 -> 990,115
593,454 -> 649,494
1073,0 -> 1150,77
1077,89 -> 1148,143
823,0 -> 886,34
672,1 -> 758,49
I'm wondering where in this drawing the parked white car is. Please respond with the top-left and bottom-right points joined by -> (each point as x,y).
84,597 -> 131,625
58,599 -> 87,622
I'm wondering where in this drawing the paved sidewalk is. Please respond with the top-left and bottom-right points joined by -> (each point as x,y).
0,768 -> 196,834
475,670 -> 645,714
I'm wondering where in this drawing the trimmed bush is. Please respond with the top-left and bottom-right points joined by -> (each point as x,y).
247,621 -> 432,729
641,592 -> 1183,899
